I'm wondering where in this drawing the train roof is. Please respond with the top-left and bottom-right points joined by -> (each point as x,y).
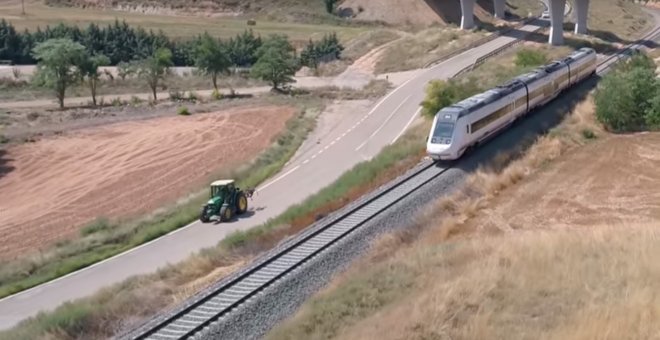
562,47 -> 595,64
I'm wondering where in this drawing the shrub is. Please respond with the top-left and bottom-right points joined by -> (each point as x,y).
594,53 -> 659,132
169,90 -> 184,101
211,89 -> 223,100
80,217 -> 113,236
130,96 -> 143,106
515,49 -> 548,67
0,134 -> 8,144
581,128 -> 596,140
177,106 -> 190,116
187,91 -> 198,102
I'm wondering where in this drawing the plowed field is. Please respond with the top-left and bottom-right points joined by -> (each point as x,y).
0,105 -> 296,259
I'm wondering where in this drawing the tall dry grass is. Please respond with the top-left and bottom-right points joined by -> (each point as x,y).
331,224 -> 660,340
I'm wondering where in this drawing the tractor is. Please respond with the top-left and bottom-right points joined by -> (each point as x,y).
199,180 -> 248,223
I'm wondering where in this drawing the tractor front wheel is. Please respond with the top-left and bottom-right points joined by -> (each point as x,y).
236,192 -> 248,215
199,206 -> 210,223
220,206 -> 234,222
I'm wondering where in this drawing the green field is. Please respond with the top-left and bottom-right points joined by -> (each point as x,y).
0,1 -> 367,42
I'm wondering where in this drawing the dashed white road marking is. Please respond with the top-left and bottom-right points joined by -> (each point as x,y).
355,94 -> 412,152
258,165 -> 300,191
303,159 -> 310,165
391,106 -> 422,145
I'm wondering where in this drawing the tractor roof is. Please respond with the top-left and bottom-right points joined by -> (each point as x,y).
211,179 -> 234,186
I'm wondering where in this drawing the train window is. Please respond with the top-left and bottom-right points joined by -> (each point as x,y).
433,122 -> 454,139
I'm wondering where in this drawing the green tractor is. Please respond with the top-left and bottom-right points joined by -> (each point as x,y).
199,180 -> 249,223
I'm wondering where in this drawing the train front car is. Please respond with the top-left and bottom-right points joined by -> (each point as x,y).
426,106 -> 463,160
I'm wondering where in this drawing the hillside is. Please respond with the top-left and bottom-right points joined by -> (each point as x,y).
42,0 -> 542,25
267,94 -> 660,340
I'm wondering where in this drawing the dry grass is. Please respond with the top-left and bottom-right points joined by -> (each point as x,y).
329,224 -> 660,340
582,0 -> 654,42
374,27 -> 489,74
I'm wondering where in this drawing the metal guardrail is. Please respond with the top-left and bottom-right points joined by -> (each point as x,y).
454,24 -> 547,78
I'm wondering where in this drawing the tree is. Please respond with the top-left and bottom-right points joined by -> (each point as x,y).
135,47 -> 173,101
227,29 -> 262,67
324,0 -> 338,14
300,39 -> 321,73
32,38 -> 87,109
194,33 -> 231,91
78,53 -> 110,106
250,35 -> 299,91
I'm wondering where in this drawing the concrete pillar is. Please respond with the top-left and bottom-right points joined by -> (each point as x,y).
548,0 -> 566,45
460,0 -> 476,29
493,0 -> 506,19
574,0 -> 589,34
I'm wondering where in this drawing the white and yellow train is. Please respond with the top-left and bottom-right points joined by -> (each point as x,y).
426,47 -> 597,161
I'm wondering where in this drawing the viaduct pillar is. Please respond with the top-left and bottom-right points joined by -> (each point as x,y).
493,0 -> 506,19
548,0 -> 567,45
460,0 -> 476,29
574,0 -> 590,34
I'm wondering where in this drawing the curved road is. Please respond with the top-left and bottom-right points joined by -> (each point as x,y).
0,22 -> 544,330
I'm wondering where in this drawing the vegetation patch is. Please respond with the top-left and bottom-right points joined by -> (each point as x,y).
594,53 -> 660,132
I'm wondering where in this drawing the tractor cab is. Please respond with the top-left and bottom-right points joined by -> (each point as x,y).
200,179 -> 248,223
209,180 -> 234,200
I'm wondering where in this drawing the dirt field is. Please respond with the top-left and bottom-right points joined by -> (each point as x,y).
0,105 -> 296,259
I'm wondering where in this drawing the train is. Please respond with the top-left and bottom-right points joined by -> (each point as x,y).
426,47 -> 597,161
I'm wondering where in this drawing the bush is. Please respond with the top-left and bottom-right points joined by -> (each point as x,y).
420,78 -> 481,118
177,106 -> 190,116
594,53 -> 659,132
211,89 -> 223,100
515,49 -> 548,68
169,90 -> 184,101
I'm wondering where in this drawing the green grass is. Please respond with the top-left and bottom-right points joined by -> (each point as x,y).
0,100 -> 319,300
0,1 -> 367,42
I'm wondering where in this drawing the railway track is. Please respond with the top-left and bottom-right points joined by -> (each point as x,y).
122,24 -> 660,340
122,159 -> 448,340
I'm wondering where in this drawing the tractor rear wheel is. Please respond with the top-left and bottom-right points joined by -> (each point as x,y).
236,192 -> 248,215
220,206 -> 234,222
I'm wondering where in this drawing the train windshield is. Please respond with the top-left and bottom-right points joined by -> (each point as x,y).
431,122 -> 454,144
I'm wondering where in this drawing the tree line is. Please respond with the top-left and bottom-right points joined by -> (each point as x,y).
0,19 -> 342,69
27,29 -> 344,108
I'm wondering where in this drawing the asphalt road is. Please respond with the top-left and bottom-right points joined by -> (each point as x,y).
0,22 -> 543,330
